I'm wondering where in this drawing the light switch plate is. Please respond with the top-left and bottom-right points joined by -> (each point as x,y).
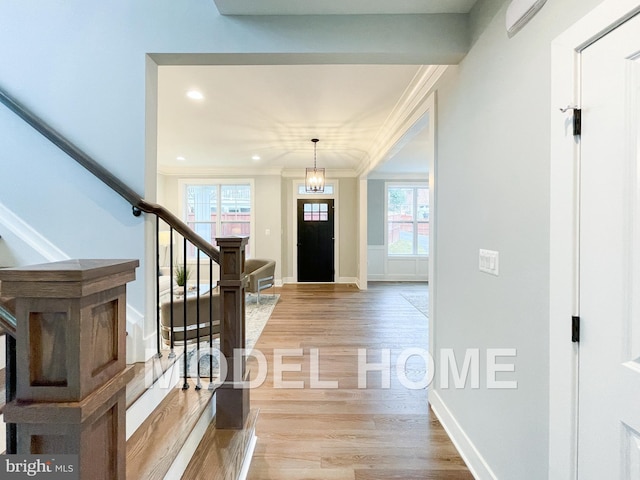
479,249 -> 499,276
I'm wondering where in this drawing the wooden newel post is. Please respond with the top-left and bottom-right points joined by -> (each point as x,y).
0,259 -> 138,480
216,236 -> 249,429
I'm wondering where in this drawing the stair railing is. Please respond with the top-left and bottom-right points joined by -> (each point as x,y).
157,221 -> 221,390
0,297 -> 17,454
0,86 -> 249,426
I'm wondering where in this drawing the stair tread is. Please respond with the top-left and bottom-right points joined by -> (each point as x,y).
125,347 -> 184,409
182,409 -> 258,480
126,380 -> 213,480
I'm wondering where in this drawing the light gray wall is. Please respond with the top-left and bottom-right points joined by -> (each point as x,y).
432,0 -> 601,478
280,178 -> 291,280
367,180 -> 385,246
253,176 -> 283,276
339,178 -> 358,279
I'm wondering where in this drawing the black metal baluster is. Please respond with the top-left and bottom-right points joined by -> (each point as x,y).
169,227 -> 175,359
209,257 -> 214,388
182,236 -> 189,390
195,249 -> 202,390
156,217 -> 162,358
6,334 -> 16,454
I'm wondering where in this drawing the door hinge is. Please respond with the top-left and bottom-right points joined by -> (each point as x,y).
573,109 -> 581,136
572,316 -> 580,343
560,105 -> 581,137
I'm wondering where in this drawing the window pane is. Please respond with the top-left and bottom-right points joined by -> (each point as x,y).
186,185 -> 218,259
184,182 -> 252,259
303,203 -> 330,221
387,185 -> 427,257
186,185 -> 217,221
298,184 -> 334,194
388,222 -> 414,255
388,188 -> 414,221
417,188 -> 429,221
221,185 -> 251,221
417,222 -> 429,255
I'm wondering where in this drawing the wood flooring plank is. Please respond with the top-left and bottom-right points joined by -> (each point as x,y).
354,469 -> 474,480
183,283 -> 471,479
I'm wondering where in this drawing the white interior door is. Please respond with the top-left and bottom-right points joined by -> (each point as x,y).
579,13 -> 640,479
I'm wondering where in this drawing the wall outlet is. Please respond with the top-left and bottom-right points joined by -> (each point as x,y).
479,249 -> 499,276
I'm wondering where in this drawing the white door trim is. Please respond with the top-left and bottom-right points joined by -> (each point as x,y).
550,2 -> 640,478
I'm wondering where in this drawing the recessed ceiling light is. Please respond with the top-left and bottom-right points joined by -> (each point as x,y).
186,90 -> 204,100
176,156 -> 186,161
251,155 -> 261,161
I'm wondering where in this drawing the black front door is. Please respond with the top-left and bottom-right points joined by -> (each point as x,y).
297,199 -> 334,282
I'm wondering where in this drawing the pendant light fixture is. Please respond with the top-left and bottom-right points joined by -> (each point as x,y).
305,138 -> 325,193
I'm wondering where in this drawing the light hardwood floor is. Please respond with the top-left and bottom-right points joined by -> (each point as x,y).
245,283 -> 473,480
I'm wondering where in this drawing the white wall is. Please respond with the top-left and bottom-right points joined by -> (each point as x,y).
431,0 -> 602,478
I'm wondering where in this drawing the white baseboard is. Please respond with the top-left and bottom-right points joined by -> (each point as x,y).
429,390 -> 497,480
0,414 -> 5,454
338,276 -> 359,284
239,433 -> 257,480
281,277 -> 359,285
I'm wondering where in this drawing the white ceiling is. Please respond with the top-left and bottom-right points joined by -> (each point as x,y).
156,0 -> 474,177
157,64 -> 431,176
213,0 -> 478,15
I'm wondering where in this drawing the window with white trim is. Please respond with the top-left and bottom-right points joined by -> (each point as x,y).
184,183 -> 252,258
387,184 -> 429,256
297,184 -> 334,195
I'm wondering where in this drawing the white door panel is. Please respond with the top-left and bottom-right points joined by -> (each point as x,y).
579,13 -> 640,479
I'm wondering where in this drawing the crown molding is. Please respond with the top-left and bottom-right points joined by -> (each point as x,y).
158,165 -> 358,178
358,64 -> 448,178
280,168 -> 358,178
158,165 -> 284,177
366,172 -> 429,181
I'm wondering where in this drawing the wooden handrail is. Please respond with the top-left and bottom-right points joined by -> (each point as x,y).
138,200 -> 219,263
0,87 -> 220,264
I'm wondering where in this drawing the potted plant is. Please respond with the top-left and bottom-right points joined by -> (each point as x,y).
174,265 -> 191,294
